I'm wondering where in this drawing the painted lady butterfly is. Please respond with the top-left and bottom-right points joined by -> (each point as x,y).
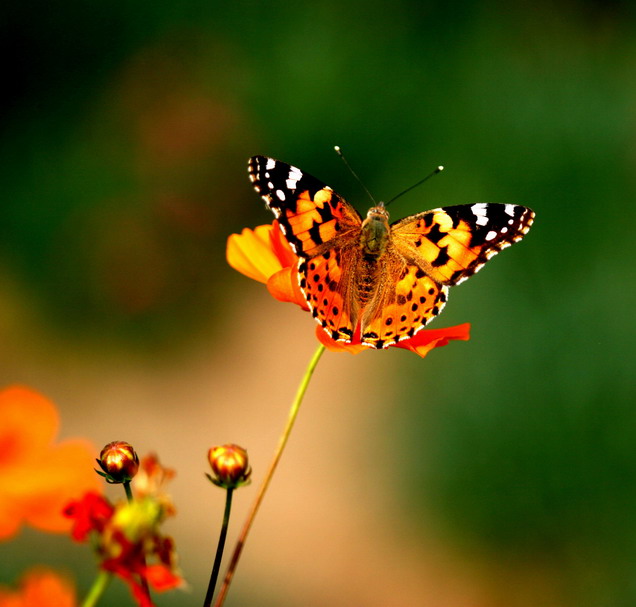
249,156 -> 534,349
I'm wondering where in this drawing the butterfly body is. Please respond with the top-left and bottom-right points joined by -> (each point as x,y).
248,155 -> 534,349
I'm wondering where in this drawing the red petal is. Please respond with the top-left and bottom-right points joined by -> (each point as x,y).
394,323 -> 471,357
143,564 -> 183,592
315,323 -> 470,357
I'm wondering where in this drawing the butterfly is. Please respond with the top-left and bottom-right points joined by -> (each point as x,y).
248,155 -> 535,349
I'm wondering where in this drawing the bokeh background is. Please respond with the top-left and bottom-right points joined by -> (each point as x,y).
1,0 -> 635,605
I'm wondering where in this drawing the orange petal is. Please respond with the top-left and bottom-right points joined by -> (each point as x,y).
0,387 -> 59,465
0,568 -> 76,607
0,386 -> 101,540
22,442 -> 102,534
315,326 -> 368,354
395,323 -> 471,357
226,225 -> 285,284
267,267 -> 309,311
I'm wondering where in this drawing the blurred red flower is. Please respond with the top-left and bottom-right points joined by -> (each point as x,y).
65,487 -> 182,606
227,221 -> 470,357
0,386 -> 101,540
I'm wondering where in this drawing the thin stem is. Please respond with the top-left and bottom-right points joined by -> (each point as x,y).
81,570 -> 111,607
122,480 -> 151,602
203,488 -> 234,607
212,343 -> 326,607
123,481 -> 134,503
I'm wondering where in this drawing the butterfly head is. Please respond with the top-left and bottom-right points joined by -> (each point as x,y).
360,203 -> 390,258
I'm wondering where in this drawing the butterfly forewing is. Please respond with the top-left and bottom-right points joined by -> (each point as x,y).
248,156 -> 361,258
391,203 -> 535,286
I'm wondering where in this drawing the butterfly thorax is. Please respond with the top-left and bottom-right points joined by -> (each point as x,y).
360,204 -> 390,259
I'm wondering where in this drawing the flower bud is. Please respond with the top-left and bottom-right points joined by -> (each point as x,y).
206,444 -> 251,489
96,441 -> 139,484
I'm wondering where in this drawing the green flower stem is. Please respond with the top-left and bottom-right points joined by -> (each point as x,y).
122,479 -> 151,602
212,343 -> 326,607
123,480 -> 134,503
81,570 -> 111,607
203,487 -> 234,607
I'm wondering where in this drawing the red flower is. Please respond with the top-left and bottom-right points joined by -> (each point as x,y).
64,492 -> 114,542
227,222 -> 470,357
64,489 -> 183,607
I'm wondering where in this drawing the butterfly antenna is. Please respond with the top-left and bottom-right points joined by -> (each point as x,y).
334,145 -> 377,205
385,165 -> 444,207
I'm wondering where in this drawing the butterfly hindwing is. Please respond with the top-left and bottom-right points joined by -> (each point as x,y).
359,258 -> 449,348
248,156 -> 362,258
391,203 -> 535,286
298,249 -> 357,342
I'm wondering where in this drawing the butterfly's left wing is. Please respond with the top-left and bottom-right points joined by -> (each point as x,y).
391,203 -> 535,286
248,156 -> 362,258
248,156 -> 364,341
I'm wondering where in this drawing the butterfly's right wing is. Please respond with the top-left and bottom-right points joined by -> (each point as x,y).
391,203 -> 535,286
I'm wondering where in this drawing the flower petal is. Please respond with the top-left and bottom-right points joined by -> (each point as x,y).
0,568 -> 77,607
315,323 -> 471,357
266,267 -> 309,310
0,386 -> 101,540
226,225 -> 285,284
143,564 -> 183,592
0,387 -> 59,465
394,323 -> 471,357
314,327 -> 368,354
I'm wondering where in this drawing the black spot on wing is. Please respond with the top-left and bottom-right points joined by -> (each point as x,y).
308,221 -> 323,245
425,222 -> 445,244
431,245 -> 450,267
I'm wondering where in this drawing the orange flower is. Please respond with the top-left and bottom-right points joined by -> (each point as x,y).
0,568 -> 76,607
227,222 -> 470,357
0,386 -> 101,540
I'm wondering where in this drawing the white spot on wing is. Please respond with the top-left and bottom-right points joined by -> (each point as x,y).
485,230 -> 498,241
276,190 -> 285,201
471,203 -> 489,226
505,204 -> 516,216
286,166 -> 303,190
266,158 -> 276,170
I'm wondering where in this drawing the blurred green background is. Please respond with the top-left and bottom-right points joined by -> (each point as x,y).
1,0 -> 635,605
